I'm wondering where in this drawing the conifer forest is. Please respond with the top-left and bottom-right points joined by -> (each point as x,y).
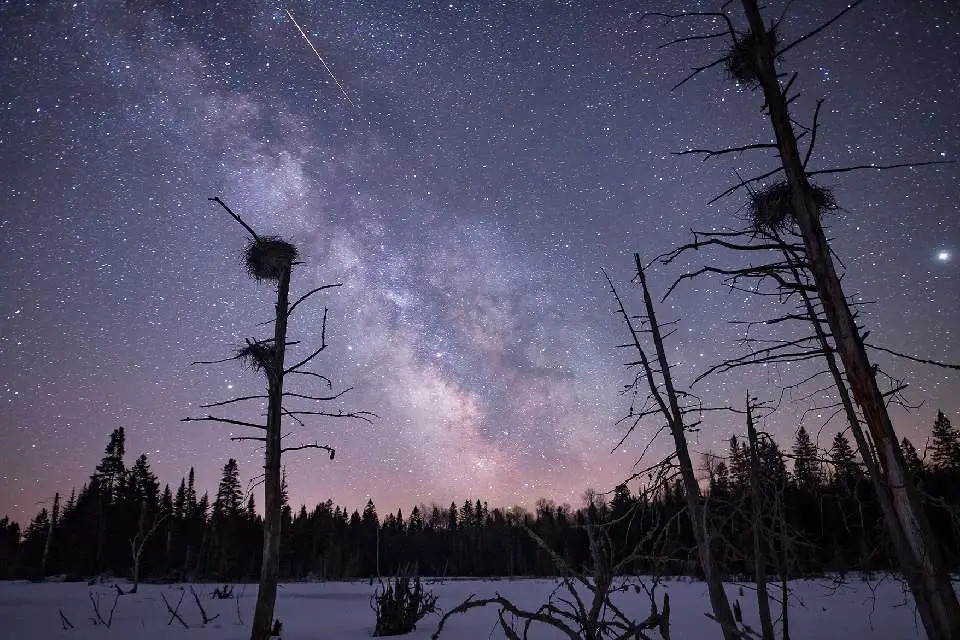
4,414 -> 960,585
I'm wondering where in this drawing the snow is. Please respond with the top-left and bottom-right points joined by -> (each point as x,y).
0,575 -> 926,638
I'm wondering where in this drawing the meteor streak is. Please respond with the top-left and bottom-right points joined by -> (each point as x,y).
285,8 -> 357,108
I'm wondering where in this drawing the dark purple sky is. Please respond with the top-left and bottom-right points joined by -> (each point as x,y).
1,1 -> 957,523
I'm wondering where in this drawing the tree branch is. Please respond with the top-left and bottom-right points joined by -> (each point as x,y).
181,416 -> 267,430
208,197 -> 260,241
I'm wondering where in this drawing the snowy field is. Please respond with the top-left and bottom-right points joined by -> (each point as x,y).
0,576 -> 926,639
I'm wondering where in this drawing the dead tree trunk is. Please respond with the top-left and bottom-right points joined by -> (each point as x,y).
737,1 -> 960,636
40,492 -> 59,576
608,256 -> 737,640
129,506 -> 167,594
251,266 -> 291,640
745,399 -> 775,640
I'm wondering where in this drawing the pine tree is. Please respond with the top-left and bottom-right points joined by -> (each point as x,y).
174,479 -> 187,520
93,427 -> 127,503
729,435 -> 751,492
829,432 -> 860,488
930,411 -> 960,472
902,437 -> 925,479
214,459 -> 244,520
185,468 -> 198,518
709,461 -> 731,499
792,426 -> 821,490
128,453 -> 160,507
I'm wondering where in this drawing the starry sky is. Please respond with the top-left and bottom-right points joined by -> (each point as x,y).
1,1 -> 957,523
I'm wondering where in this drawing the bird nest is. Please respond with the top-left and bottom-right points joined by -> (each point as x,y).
236,341 -> 280,375
243,236 -> 298,282
726,28 -> 778,88
750,181 -> 836,233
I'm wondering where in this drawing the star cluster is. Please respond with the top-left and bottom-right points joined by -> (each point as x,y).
1,1 -> 956,521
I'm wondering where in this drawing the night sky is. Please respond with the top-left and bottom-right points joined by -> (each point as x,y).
1,1 -> 957,523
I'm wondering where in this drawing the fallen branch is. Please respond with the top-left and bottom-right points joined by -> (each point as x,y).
191,585 -> 221,625
88,590 -> 119,628
58,608 -> 75,630
162,590 -> 189,629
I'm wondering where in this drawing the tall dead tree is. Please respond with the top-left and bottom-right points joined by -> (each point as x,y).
745,397 -> 774,640
649,3 -> 960,637
605,255 -> 738,640
184,197 -> 375,640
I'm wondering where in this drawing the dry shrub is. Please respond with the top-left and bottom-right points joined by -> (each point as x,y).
244,236 -> 298,282
372,575 -> 438,636
750,181 -> 836,233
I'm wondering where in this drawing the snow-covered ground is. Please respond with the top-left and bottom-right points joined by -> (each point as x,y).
0,575 -> 925,638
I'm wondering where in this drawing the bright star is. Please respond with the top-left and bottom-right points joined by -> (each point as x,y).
937,250 -> 951,263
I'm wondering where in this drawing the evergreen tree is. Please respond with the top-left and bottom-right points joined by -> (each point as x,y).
128,453 -> 160,506
728,435 -> 750,491
930,411 -> 960,472
174,479 -> 187,520
448,502 -> 458,530
902,437 -> 925,479
93,427 -> 126,502
185,468 -> 198,518
829,432 -> 860,488
709,461 -> 731,499
214,458 -> 244,520
792,426 -> 821,490
408,506 -> 424,531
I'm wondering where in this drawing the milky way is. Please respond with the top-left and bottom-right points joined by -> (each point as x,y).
1,1 -> 957,522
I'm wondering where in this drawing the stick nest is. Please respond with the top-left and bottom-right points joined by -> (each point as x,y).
236,341 -> 280,375
750,181 -> 836,233
727,28 -> 778,88
243,236 -> 298,282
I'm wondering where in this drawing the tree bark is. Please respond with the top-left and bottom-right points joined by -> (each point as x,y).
251,266 -> 291,640
738,2 -> 960,637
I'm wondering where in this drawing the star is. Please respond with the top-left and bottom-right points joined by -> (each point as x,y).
936,250 -> 951,263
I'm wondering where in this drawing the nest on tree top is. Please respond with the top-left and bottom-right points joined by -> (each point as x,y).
236,340 -> 279,375
727,28 -> 778,88
750,181 -> 836,234
243,236 -> 298,282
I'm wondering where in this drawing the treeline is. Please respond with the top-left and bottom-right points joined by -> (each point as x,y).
3,412 -> 960,582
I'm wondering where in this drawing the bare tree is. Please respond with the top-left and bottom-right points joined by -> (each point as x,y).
184,197 -> 375,640
40,492 -> 59,576
648,2 -> 960,637
128,505 -> 168,594
604,255 -> 738,639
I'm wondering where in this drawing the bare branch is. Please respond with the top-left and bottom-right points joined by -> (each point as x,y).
201,395 -> 269,408
285,307 -> 329,373
288,370 -> 333,387
283,409 -> 378,423
865,343 -> 960,371
776,0 -> 868,58
181,415 -> 267,430
808,160 -> 954,177
208,197 -> 259,240
280,442 -> 336,459
675,141 -> 783,162
287,283 -> 343,318
803,99 -> 824,169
